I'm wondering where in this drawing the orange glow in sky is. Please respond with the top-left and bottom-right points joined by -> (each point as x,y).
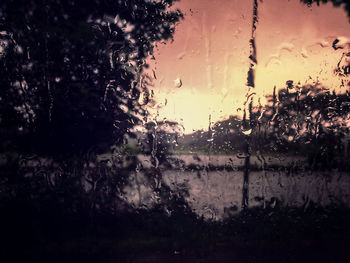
147,0 -> 350,133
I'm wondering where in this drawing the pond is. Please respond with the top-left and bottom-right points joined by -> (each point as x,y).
124,155 -> 350,220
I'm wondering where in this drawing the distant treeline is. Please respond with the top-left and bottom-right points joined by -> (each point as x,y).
150,84 -> 350,170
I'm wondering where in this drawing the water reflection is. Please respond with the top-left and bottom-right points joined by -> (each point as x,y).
124,155 -> 350,220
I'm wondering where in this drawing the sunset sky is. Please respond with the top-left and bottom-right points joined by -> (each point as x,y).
147,0 -> 350,133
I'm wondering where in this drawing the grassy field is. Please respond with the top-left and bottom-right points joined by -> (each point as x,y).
3,204 -> 350,263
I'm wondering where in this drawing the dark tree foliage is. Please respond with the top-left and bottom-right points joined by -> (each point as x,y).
143,121 -> 177,165
0,0 -> 182,157
0,0 -> 183,246
210,116 -> 246,153
301,0 -> 350,20
175,116 -> 246,154
262,82 -> 350,169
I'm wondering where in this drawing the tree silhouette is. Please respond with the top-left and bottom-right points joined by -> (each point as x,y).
211,115 -> 246,153
0,0 -> 182,157
0,0 -> 183,243
263,81 -> 350,169
301,0 -> 350,20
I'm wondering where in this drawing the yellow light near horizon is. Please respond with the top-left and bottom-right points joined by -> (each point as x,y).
146,0 -> 350,133
149,88 -> 251,132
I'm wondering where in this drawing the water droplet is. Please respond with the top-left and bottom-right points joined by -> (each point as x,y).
174,78 -> 182,88
177,52 -> 185,60
242,128 -> 252,136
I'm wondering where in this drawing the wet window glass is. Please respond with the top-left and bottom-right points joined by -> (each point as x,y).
1,0 -> 350,262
